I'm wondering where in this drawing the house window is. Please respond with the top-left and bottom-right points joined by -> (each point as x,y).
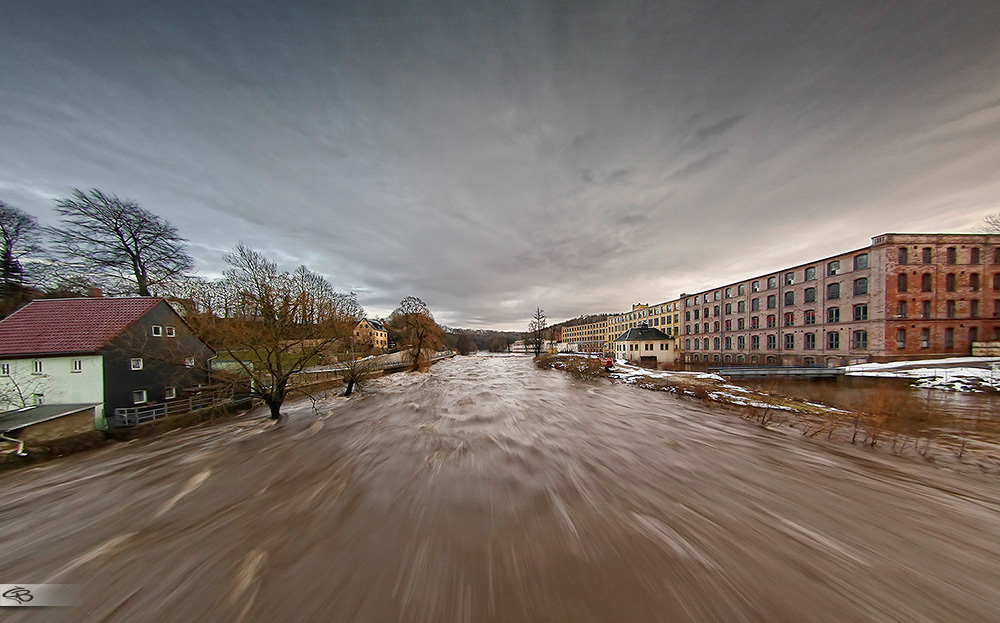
714,337 -> 720,349
827,307 -> 840,323
164,386 -> 176,400
784,334 -> 794,349
921,301 -> 931,318
995,248 -> 1000,264
853,330 -> 868,350
853,278 -> 868,295
897,301 -> 907,317
185,357 -> 195,367
995,273 -> 1000,290
922,247 -> 932,264
946,247 -> 957,264
166,326 -> 176,337
784,291 -> 794,306
970,273 -> 980,291
766,295 -> 776,309
685,339 -> 691,349
737,301 -> 746,313
854,254 -> 869,270
804,287 -> 816,303
804,333 -> 816,349
751,335 -> 760,349
767,276 -> 777,289
897,273 -> 907,292
738,284 -> 746,295
751,316 -> 760,329
971,248 -> 981,264
33,360 -> 43,374
151,325 -> 163,337
737,318 -> 745,330
898,248 -> 908,265
945,273 -> 956,292
725,303 -> 732,314
752,280 -> 760,292
971,300 -> 979,318
853,304 -> 868,321
751,298 -> 760,311
783,312 -> 794,326
828,332 -> 840,350
920,328 -> 931,348
785,272 -> 794,285
131,358 -> 144,370
724,337 -> 732,349
0,363 -> 8,376
896,329 -> 906,349
921,273 -> 932,292
738,336 -> 746,349
725,320 -> 732,330
946,301 -> 956,318
969,327 -> 978,344
703,338 -> 709,350
804,310 -> 816,325
72,359 -> 83,373
132,389 -> 148,404
725,287 -> 732,298
827,283 -> 840,299
767,334 -> 777,349
944,328 -> 954,349
33,393 -> 44,405
805,266 -> 816,280
827,260 -> 840,276
766,314 -> 776,328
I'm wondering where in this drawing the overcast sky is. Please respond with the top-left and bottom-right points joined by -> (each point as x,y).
2,1 -> 999,329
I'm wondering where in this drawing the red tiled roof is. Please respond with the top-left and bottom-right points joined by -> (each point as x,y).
0,298 -> 163,356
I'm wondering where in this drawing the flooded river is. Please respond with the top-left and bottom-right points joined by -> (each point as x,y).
2,355 -> 999,622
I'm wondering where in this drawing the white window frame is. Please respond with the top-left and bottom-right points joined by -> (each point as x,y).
0,363 -> 8,376
33,360 -> 43,374
72,359 -> 83,373
166,326 -> 176,337
185,357 -> 195,368
164,386 -> 176,400
131,358 -> 144,370
151,325 -> 163,337
132,389 -> 147,404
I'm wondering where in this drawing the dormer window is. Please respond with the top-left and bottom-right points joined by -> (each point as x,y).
165,326 -> 176,337
131,358 -> 144,370
151,325 -> 163,337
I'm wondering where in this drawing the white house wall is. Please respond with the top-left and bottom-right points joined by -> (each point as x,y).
0,355 -> 105,427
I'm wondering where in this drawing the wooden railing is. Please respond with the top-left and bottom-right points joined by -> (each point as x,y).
109,389 -> 244,428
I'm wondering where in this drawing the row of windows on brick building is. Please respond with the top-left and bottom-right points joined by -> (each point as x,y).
682,325 -> 995,352
899,246 -> 1000,265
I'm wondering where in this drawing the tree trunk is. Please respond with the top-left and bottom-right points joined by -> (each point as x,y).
267,399 -> 283,421
344,379 -> 355,397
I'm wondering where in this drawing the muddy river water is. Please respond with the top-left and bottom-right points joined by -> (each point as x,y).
2,355 -> 999,622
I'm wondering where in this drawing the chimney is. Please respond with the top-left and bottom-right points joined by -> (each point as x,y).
87,287 -> 103,298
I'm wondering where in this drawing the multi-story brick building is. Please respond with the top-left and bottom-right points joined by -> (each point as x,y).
677,233 -> 1000,366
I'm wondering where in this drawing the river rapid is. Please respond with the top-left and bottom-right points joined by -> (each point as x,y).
2,355 -> 999,622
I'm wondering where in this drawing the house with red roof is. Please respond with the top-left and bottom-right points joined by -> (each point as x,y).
0,297 -> 214,430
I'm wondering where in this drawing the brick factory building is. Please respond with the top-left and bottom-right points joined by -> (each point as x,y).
677,233 -> 1000,366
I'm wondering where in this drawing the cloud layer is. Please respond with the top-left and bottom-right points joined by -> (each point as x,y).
2,1 -> 999,329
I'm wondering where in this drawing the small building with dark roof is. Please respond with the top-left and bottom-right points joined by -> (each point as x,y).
0,297 -> 214,429
354,318 -> 389,351
614,323 -> 676,365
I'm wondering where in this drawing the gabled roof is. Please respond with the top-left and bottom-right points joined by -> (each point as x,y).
360,318 -> 387,333
0,297 -> 163,356
614,325 -> 671,342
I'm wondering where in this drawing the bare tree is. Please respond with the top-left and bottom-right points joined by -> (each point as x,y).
182,244 -> 362,420
0,201 -> 43,316
388,296 -> 444,371
47,188 -> 194,296
526,307 -> 547,357
978,212 -> 1000,233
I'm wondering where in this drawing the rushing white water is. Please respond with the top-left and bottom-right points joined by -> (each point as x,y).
2,355 -> 999,622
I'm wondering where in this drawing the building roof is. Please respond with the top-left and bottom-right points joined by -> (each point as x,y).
614,325 -> 671,342
361,318 -> 387,333
0,297 -> 163,356
0,404 -> 99,433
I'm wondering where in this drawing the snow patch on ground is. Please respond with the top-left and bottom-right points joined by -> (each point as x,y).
845,358 -> 1000,393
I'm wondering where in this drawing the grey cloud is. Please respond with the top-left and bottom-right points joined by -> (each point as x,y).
2,0 -> 999,329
